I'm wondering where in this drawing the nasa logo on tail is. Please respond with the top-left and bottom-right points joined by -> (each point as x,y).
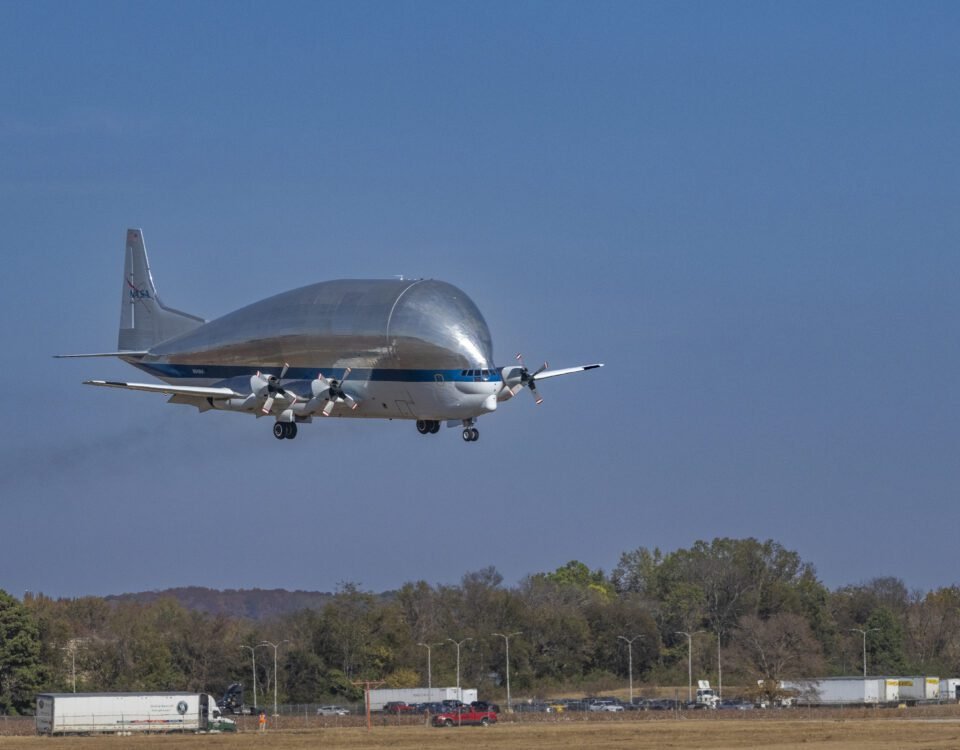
125,277 -> 151,301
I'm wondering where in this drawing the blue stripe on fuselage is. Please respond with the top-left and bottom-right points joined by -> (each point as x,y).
137,362 -> 503,384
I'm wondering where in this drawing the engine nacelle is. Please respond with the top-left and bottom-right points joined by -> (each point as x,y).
210,395 -> 260,412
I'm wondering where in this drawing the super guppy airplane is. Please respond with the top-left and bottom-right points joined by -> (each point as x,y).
60,229 -> 603,442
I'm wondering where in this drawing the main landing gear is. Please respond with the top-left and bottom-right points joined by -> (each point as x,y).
273,422 -> 298,440
416,420 -> 441,435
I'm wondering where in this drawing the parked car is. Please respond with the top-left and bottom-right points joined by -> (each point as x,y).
432,708 -> 498,727
316,705 -> 350,716
646,699 -> 679,711
718,699 -> 754,710
470,700 -> 501,714
383,701 -> 417,714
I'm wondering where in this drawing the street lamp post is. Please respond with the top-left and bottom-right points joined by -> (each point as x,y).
617,635 -> 643,706
676,631 -> 702,704
260,640 -> 290,716
446,638 -> 472,704
417,642 -> 443,690
492,632 -> 521,713
60,647 -> 77,692
241,645 -> 259,711
850,628 -> 879,678
716,630 -> 723,700
60,640 -> 87,693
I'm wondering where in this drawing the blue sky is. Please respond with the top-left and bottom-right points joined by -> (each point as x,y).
1,2 -> 958,599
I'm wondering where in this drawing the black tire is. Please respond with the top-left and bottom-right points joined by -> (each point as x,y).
273,423 -> 285,439
444,719 -> 454,727
470,428 -> 479,441
480,717 -> 489,726
462,429 -> 472,442
429,420 -> 440,434
417,420 -> 429,434
287,422 -> 298,439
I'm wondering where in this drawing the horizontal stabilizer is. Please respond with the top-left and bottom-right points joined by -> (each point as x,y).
534,363 -> 604,380
83,380 -> 239,399
54,351 -> 149,359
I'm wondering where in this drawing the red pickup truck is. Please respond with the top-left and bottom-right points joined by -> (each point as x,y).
432,708 -> 498,727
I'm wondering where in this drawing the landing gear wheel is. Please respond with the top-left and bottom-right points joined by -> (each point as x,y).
462,428 -> 479,442
417,420 -> 429,435
429,420 -> 440,434
273,423 -> 286,440
286,422 -> 298,439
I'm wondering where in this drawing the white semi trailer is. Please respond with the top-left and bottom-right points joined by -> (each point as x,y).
782,677 -> 941,706
35,692 -> 235,735
781,678 -> 885,705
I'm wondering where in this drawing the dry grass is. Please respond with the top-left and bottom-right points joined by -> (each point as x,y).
3,708 -> 960,750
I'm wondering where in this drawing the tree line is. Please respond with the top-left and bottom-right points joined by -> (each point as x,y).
2,537 -> 959,714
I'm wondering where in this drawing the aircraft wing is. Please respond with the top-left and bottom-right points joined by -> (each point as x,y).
533,363 -> 604,380
83,380 -> 240,399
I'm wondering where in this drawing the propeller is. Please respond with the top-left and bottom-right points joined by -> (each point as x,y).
508,353 -> 548,404
308,368 -> 359,416
251,363 -> 297,415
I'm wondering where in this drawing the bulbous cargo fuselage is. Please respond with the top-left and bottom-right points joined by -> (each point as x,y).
131,279 -> 502,420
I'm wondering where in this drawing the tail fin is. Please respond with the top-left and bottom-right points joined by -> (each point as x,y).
118,228 -> 205,351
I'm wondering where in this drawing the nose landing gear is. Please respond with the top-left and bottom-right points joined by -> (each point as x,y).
460,419 -> 479,442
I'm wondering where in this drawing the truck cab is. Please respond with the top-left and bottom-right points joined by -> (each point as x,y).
695,681 -> 720,709
204,694 -> 236,732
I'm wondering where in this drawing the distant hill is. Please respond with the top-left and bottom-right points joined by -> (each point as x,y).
105,586 -> 340,620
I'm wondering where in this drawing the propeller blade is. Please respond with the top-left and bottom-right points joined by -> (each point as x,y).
343,393 -> 359,410
532,362 -> 549,378
528,384 -> 544,405
322,399 -> 336,416
279,362 -> 289,379
262,395 -> 275,414
341,367 -> 352,381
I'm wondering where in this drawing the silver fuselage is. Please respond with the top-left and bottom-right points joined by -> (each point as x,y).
127,279 -> 502,420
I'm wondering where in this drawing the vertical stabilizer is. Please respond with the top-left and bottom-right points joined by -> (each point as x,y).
118,228 -> 205,351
